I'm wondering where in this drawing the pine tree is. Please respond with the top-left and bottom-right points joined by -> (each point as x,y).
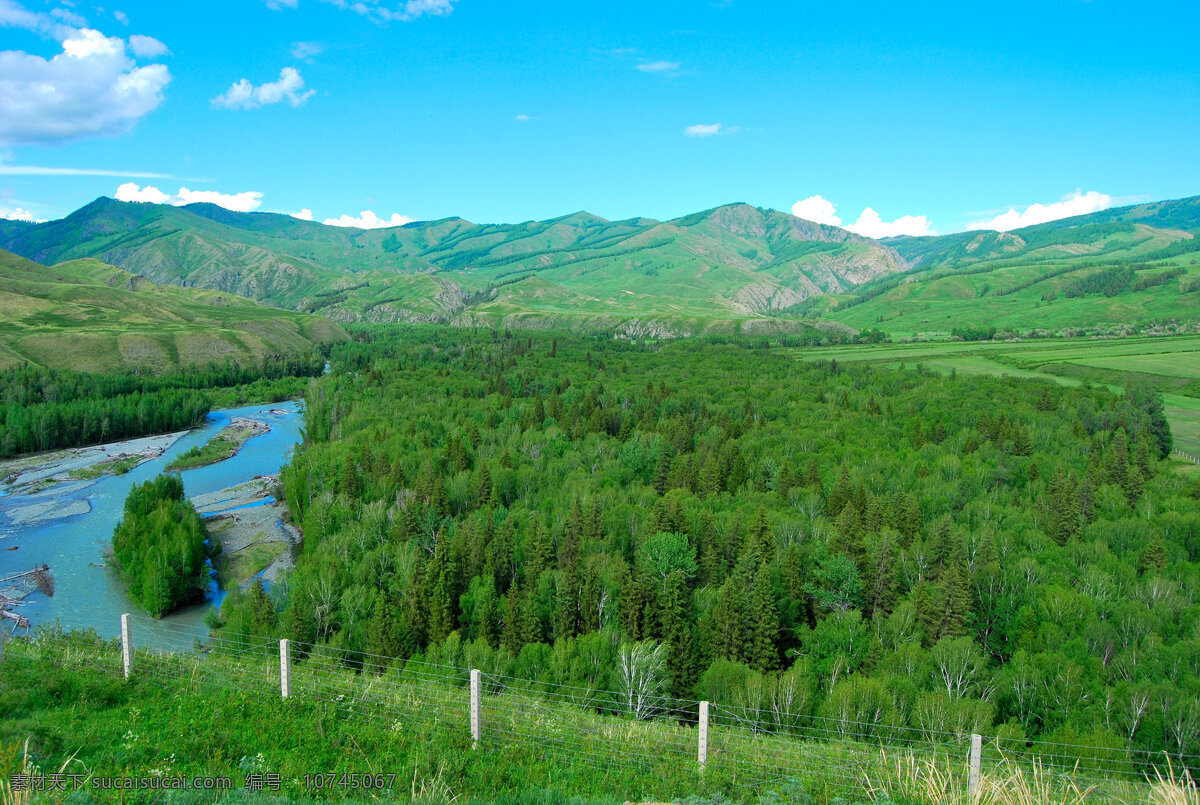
826,467 -> 853,516
747,506 -> 775,565
1046,469 -> 1080,545
500,592 -> 522,654
619,569 -> 645,641
697,510 -> 723,585
711,578 -> 748,663
748,563 -> 780,672
473,464 -> 493,509
660,570 -> 697,697
804,457 -> 822,490
865,531 -> 899,617
919,550 -> 973,645
1142,535 -> 1168,574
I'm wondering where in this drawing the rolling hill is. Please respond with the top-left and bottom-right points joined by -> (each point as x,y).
0,249 -> 348,372
825,196 -> 1200,336
0,198 -> 906,331
2,194 -> 1199,337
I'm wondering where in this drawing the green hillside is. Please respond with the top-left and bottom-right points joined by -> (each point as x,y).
1,198 -> 905,329
829,196 -> 1200,336
0,249 -> 348,372
5,195 -> 1200,336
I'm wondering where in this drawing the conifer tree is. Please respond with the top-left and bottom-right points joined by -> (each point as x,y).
865,531 -> 899,617
1142,535 -> 1168,574
826,467 -> 853,516
660,570 -> 697,697
500,592 -> 522,654
748,563 -> 780,672
711,578 -> 748,663
553,566 -> 580,641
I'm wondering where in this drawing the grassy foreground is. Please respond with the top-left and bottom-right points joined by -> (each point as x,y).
1,632 -> 1195,805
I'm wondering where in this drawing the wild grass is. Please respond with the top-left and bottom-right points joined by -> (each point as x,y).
1,632 -> 1186,805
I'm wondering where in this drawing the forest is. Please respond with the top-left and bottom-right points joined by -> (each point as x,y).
213,327 -> 1199,767
0,353 -> 325,457
111,474 -> 214,618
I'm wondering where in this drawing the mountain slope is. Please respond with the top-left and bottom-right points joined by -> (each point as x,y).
1,198 -> 907,327
0,249 -> 348,372
885,195 -> 1200,268
828,196 -> 1200,336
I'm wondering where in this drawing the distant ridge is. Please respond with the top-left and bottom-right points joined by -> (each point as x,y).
0,198 -> 907,327
2,193 -> 1198,335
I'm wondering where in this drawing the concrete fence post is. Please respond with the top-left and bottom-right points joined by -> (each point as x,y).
698,701 -> 710,769
968,733 -> 982,799
470,669 -> 481,749
121,613 -> 133,680
280,639 -> 291,699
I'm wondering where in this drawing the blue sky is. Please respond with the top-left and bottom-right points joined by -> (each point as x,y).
0,0 -> 1197,235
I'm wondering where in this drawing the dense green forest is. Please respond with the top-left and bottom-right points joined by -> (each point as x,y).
0,353 -> 325,457
111,474 -> 214,618
216,328 -> 1199,766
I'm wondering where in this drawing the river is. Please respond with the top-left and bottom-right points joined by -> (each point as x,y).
0,401 -> 303,649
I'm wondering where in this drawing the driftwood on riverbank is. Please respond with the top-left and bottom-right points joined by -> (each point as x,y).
0,564 -> 54,631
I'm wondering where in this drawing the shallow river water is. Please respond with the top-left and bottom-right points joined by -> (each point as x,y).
0,401 -> 303,648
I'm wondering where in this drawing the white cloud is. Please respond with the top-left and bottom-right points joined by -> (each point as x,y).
685,123 -> 723,137
323,210 -> 413,229
264,0 -> 298,9
128,34 -> 168,58
315,0 -> 455,21
113,10 -> 129,25
0,164 -> 178,178
790,195 -> 841,227
0,206 -> 42,222
515,114 -> 531,122
49,7 -> 87,27
0,18 -> 171,146
212,67 -> 314,110
291,208 -> 313,220
966,189 -> 1114,232
637,60 -> 679,73
788,194 -> 935,238
290,41 -> 323,60
0,0 -> 71,37
115,182 -> 263,212
845,208 -> 935,238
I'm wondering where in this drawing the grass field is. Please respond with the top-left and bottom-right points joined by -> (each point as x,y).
1,631 -> 1186,805
790,334 -> 1200,456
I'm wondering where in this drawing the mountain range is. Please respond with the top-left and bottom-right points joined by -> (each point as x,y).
2,194 -> 1198,338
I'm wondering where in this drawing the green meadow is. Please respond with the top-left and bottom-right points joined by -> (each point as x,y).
790,334 -> 1200,455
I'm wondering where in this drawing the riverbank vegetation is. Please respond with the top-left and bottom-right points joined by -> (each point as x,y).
214,327 -> 1199,769
0,354 -> 324,458
110,474 -> 214,618
166,419 -> 269,472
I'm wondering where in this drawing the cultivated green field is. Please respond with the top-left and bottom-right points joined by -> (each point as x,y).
791,334 -> 1200,455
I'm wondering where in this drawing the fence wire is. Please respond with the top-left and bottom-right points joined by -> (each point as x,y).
7,625 -> 1195,802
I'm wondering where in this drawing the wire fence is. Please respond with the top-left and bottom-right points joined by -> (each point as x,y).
7,619 -> 1198,803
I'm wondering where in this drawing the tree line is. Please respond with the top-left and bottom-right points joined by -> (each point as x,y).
0,353 -> 325,457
